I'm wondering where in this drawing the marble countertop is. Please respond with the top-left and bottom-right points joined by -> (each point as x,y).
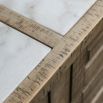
0,0 -> 97,102
0,22 -> 50,102
0,0 -> 96,35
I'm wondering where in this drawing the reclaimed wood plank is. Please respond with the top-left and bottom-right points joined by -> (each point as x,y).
0,5 -> 62,48
83,66 -> 103,103
85,45 -> 103,85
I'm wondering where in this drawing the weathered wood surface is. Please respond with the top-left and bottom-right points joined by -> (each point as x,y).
0,0 -> 102,103
85,45 -> 103,85
87,31 -> 103,59
70,49 -> 88,103
0,5 -> 62,48
83,66 -> 103,103
92,87 -> 103,103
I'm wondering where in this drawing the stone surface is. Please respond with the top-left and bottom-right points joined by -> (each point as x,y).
0,22 -> 50,102
0,0 -> 96,35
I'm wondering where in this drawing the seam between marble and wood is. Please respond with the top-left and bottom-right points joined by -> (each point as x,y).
0,5 -> 62,48
0,0 -> 103,103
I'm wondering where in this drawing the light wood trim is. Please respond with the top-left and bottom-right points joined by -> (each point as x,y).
64,0 -> 103,44
0,0 -> 103,103
0,5 -> 62,48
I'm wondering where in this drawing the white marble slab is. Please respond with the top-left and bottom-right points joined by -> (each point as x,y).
0,22 -> 51,102
0,0 -> 96,35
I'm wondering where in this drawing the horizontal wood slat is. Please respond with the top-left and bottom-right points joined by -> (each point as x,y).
83,66 -> 103,103
85,45 -> 103,85
91,86 -> 103,103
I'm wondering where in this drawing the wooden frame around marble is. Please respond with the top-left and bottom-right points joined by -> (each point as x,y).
0,0 -> 103,103
0,5 -> 62,48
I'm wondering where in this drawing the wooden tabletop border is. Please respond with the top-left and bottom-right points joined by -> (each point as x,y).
0,5 -> 62,48
0,0 -> 103,103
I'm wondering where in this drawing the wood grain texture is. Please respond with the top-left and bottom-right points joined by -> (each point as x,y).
0,5 -> 62,48
71,49 -> 88,103
83,66 -> 103,103
92,87 -> 103,103
50,67 -> 70,103
85,45 -> 103,85
0,0 -> 103,103
87,31 -> 103,58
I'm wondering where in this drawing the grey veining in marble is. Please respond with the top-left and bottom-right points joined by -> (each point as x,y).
0,22 -> 51,102
0,0 -> 96,35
